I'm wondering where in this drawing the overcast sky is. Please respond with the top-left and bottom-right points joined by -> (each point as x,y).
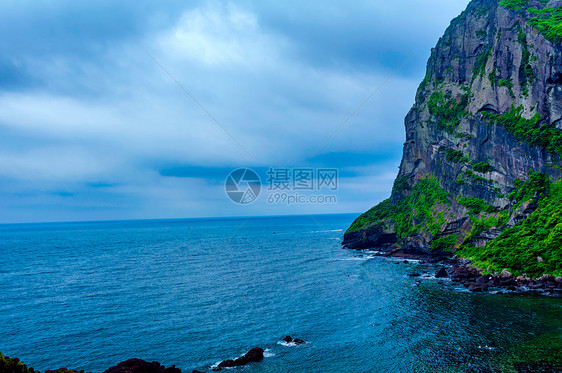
0,0 -> 470,224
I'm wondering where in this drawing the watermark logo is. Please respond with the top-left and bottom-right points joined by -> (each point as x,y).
225,168 -> 262,205
225,168 -> 338,205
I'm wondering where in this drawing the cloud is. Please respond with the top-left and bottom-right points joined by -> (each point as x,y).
158,4 -> 269,67
0,0 -> 471,223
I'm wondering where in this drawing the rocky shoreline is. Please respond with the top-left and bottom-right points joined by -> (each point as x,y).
370,249 -> 562,297
1,336 -> 308,373
447,261 -> 562,297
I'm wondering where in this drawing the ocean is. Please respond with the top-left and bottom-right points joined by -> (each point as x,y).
0,214 -> 560,372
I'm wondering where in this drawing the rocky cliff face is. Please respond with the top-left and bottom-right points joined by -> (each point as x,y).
344,0 -> 562,257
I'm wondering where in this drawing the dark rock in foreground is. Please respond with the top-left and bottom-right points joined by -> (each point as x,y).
0,354 -> 38,373
212,348 -> 264,371
104,359 -> 181,373
435,268 -> 449,278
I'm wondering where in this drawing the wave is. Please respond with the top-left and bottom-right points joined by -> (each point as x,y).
338,257 -> 371,261
277,340 -> 307,347
305,229 -> 343,233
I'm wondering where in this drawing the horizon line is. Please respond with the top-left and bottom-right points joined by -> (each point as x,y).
0,212 -> 361,227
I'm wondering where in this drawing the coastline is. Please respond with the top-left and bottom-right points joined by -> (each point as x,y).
356,247 -> 562,297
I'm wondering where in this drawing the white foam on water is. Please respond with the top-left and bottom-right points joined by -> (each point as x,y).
338,257 -> 370,261
277,340 -> 307,347
264,349 -> 275,358
453,287 -> 472,293
277,341 -> 296,347
209,361 -> 220,369
477,345 -> 497,351
421,274 -> 438,280
306,229 -> 343,234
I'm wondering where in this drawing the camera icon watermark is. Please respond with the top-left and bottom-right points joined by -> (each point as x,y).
225,168 -> 262,205
224,168 -> 338,205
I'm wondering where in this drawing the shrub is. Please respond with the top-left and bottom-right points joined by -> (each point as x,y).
498,79 -> 515,98
482,105 -> 562,156
458,181 -> 562,277
499,0 -> 529,10
430,234 -> 457,252
508,170 -> 550,208
392,175 -> 410,194
528,7 -> 562,44
444,148 -> 471,164
346,177 -> 449,238
458,197 -> 497,215
473,162 -> 491,173
473,46 -> 492,78
428,91 -> 470,133
0,353 -> 36,373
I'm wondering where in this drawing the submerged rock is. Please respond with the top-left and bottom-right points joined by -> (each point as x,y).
212,348 -> 264,371
281,336 -> 306,345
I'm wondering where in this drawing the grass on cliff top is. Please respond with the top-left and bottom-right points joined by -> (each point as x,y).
346,177 -> 449,238
499,0 -> 549,11
499,0 -> 529,11
500,0 -> 562,43
528,7 -> 562,44
458,174 -> 562,277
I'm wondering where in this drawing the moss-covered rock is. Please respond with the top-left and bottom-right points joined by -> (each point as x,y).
0,353 -> 37,373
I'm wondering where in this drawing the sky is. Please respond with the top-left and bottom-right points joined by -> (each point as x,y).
0,0 -> 470,224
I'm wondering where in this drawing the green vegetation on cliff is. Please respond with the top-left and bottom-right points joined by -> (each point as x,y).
483,105 -> 562,156
346,177 -> 448,237
347,0 -> 562,279
508,170 -> 550,208
430,234 -> 457,252
459,173 -> 562,277
473,162 -> 491,173
528,7 -> 562,43
443,148 -> 471,164
500,0 -> 562,43
458,196 -> 497,215
428,91 -> 470,133
499,0 -> 530,11
473,46 -> 492,78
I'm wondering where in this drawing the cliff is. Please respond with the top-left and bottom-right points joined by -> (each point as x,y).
344,0 -> 562,277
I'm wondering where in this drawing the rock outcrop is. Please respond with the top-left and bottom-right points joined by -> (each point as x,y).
344,0 -> 562,276
103,359 -> 181,373
211,348 -> 264,371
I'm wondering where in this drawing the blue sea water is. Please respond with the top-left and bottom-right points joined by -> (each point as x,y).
0,214 -> 560,372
